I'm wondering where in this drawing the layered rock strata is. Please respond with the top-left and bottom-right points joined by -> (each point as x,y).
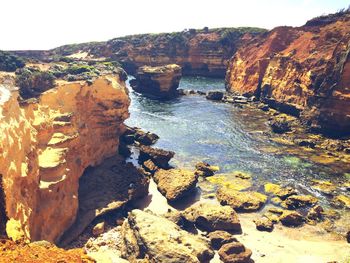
226,11 -> 350,135
0,72 -> 137,243
130,64 -> 182,99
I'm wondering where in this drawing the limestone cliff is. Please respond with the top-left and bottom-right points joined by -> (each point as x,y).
12,28 -> 266,78
226,11 -> 350,136
0,73 -> 131,243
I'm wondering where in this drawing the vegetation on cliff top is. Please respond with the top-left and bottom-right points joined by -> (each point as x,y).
0,51 -> 25,72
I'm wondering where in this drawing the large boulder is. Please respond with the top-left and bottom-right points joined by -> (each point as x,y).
182,203 -> 241,232
121,210 -> 214,263
130,64 -> 182,99
216,188 -> 267,212
283,195 -> 318,209
154,169 -> 198,202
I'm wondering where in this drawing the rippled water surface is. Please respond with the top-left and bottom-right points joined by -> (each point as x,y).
125,76 -> 350,213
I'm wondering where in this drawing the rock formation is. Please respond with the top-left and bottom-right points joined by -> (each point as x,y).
226,11 -> 350,136
130,64 -> 182,99
12,28 -> 266,78
0,69 -> 145,243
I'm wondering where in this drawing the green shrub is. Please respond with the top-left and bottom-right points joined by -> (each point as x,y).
16,68 -> 56,99
65,64 -> 95,75
0,51 -> 25,72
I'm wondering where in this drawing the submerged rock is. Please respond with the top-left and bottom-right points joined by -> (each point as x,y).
279,210 -> 304,227
182,203 -> 241,232
207,231 -> 238,250
121,209 -> 214,262
216,188 -> 267,212
154,169 -> 198,202
218,242 -> 252,263
269,118 -> 292,133
139,145 -> 175,168
130,64 -> 182,99
310,180 -> 336,195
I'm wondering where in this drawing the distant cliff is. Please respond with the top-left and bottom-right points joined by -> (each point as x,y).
12,27 -> 266,78
226,10 -> 350,136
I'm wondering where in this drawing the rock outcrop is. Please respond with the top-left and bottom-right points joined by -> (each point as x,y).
0,71 -> 138,243
121,209 -> 214,262
226,11 -> 350,136
130,64 -> 182,99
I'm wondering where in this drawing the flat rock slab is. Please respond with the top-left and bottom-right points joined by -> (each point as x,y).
58,155 -> 149,246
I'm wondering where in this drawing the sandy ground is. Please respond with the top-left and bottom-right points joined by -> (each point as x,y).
133,180 -> 350,263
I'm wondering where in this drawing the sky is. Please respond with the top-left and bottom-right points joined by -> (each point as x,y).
0,0 -> 348,50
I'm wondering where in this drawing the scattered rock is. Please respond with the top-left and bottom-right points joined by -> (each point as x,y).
139,145 -> 175,168
182,203 -> 241,232
130,64 -> 182,99
279,211 -> 304,227
206,91 -> 224,101
253,217 -> 274,232
218,242 -> 252,263
258,104 -> 269,112
284,195 -> 318,209
306,205 -> 324,224
271,197 -> 283,206
92,222 -> 105,237
135,130 -> 159,146
268,207 -> 284,215
264,183 -> 297,199
322,209 -> 341,220
294,139 -> 316,148
207,231 -> 238,250
154,169 -> 198,202
231,171 -> 251,180
332,194 -> 350,209
195,162 -> 219,177
347,231 -> 350,243
121,209 -> 214,262
216,188 -> 267,212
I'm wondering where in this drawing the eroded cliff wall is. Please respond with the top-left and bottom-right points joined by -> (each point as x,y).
226,12 -> 350,135
0,74 -> 130,243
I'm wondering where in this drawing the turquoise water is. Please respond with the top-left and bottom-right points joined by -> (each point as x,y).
125,76 -> 350,209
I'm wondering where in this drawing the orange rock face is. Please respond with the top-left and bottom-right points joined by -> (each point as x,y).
226,12 -> 350,135
0,74 -> 130,243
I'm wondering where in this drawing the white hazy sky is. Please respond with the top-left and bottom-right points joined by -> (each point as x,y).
1,0 -> 348,50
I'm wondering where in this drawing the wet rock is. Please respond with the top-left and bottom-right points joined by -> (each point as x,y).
92,222 -> 105,237
121,209 -> 214,262
139,145 -> 175,168
253,217 -> 274,232
130,64 -> 182,99
311,180 -> 336,195
154,169 -> 198,202
195,162 -> 219,177
264,183 -> 297,199
207,231 -> 238,250
182,203 -> 241,232
332,194 -> 350,209
279,210 -> 304,226
206,91 -> 224,101
347,231 -> 350,243
121,127 -> 159,146
269,118 -> 291,134
218,242 -> 252,263
216,188 -> 267,212
284,195 -> 318,209
258,104 -> 269,112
